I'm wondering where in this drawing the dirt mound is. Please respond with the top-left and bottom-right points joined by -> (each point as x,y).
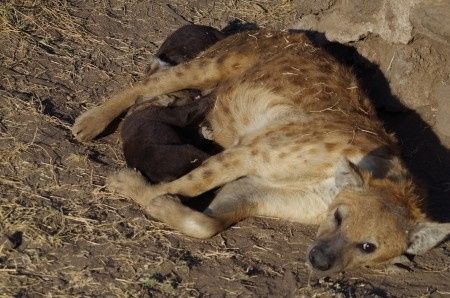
1,0 -> 449,296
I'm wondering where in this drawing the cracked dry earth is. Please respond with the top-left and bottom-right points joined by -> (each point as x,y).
1,1 -> 449,297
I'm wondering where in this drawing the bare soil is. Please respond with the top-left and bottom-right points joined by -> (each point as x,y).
1,1 -> 449,297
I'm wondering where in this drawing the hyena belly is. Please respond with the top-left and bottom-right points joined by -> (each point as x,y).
207,83 -> 293,147
255,177 -> 340,225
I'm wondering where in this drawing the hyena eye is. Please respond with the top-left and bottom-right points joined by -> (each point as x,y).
359,242 -> 377,253
334,209 -> 342,226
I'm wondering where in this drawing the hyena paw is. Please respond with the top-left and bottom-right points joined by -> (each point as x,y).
72,106 -> 110,142
199,121 -> 214,140
107,168 -> 148,200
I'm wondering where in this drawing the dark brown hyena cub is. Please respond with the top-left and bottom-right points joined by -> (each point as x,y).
120,24 -> 223,183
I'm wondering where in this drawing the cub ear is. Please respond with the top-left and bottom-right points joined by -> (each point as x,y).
406,222 -> 450,255
335,157 -> 363,189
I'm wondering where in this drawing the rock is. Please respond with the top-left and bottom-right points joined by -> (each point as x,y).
411,0 -> 450,45
355,36 -> 449,111
293,0 -> 336,16
293,0 -> 421,44
434,83 -> 450,139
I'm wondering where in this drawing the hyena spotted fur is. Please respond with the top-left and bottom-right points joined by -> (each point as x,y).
72,30 -> 450,272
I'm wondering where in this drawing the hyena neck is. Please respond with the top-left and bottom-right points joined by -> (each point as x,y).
362,156 -> 427,221
357,152 -> 409,181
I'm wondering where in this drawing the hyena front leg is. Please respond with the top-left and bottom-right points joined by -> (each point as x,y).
135,178 -> 262,238
72,52 -> 251,141
108,147 -> 252,204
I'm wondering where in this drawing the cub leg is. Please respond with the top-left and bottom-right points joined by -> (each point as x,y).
72,52 -> 250,141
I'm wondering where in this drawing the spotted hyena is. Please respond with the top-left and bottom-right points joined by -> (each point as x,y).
72,30 -> 450,272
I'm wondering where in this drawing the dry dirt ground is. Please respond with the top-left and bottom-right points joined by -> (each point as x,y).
1,1 -> 449,297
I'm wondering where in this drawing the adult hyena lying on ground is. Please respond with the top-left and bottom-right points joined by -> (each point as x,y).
72,30 -> 450,272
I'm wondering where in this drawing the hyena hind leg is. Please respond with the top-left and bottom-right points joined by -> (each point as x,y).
72,51 -> 251,142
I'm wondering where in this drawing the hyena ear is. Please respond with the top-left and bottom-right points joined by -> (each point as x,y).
406,222 -> 450,255
335,157 -> 363,189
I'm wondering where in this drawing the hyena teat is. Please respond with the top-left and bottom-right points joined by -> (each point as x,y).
73,30 -> 450,272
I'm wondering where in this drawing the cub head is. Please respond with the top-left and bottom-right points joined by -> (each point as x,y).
308,158 -> 450,272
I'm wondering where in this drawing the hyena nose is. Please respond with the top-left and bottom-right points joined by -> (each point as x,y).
308,246 -> 333,271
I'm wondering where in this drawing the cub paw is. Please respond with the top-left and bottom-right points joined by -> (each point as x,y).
72,106 -> 110,142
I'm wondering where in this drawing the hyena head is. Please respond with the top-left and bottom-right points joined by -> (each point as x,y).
308,158 -> 450,272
